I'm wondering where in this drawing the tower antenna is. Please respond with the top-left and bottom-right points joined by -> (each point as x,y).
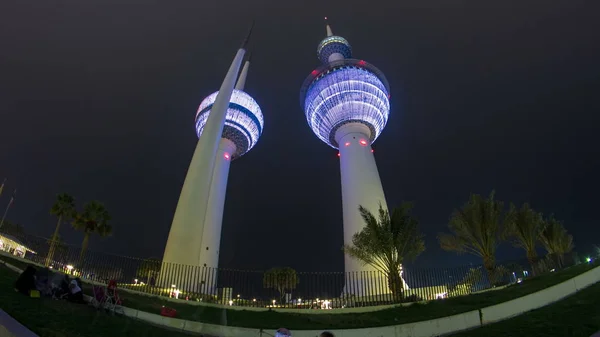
325,16 -> 333,37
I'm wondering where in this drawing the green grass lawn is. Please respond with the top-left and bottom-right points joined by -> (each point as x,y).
451,281 -> 600,337
0,265 -> 193,337
2,254 -> 597,331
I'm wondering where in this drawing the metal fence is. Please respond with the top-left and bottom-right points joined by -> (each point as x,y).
0,230 -> 574,309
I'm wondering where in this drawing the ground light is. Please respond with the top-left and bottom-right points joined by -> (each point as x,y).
587,257 -> 592,263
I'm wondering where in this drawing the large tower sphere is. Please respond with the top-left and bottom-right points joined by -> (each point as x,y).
195,89 -> 263,159
300,59 -> 390,149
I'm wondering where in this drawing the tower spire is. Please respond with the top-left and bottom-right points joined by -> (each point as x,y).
241,20 -> 255,49
235,56 -> 251,91
325,16 -> 333,37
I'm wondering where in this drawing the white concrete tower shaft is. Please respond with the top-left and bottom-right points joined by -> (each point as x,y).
336,123 -> 389,295
162,26 -> 253,285
197,60 -> 250,272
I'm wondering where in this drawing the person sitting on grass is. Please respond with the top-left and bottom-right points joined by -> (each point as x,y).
14,266 -> 37,296
275,328 -> 292,337
68,279 -> 84,303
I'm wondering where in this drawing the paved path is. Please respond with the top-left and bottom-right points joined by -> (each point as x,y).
0,309 -> 39,337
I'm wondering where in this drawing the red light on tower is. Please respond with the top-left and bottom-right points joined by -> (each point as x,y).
224,153 -> 231,160
344,142 -> 350,147
371,149 -> 374,153
359,139 -> 367,146
358,60 -> 367,66
311,70 -> 319,76
337,152 -> 341,157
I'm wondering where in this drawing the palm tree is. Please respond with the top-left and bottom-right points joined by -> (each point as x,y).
538,216 -> 573,268
438,191 -> 504,283
344,203 -> 425,298
47,193 -> 76,266
71,200 -> 111,264
503,203 -> 544,275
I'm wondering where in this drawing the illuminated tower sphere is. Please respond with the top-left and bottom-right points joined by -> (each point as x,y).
300,19 -> 391,293
162,25 -> 256,291
193,60 -> 263,271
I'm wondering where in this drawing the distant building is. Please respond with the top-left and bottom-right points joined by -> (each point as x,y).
0,232 -> 36,258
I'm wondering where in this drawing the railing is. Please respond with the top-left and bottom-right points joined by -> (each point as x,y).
0,231 -> 575,309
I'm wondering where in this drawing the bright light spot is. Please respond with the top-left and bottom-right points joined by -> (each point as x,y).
272,300 -> 276,306
172,289 -> 180,299
252,298 -> 256,302
237,294 -> 240,298
587,257 -> 592,263
337,153 -> 340,157
322,299 -> 332,309
359,139 -> 367,146
224,152 -> 231,160
171,284 -> 176,288
316,298 -> 320,302
134,279 -> 138,284
297,298 -> 302,304
311,70 -> 319,76
517,278 -> 523,283
550,269 -> 556,272
357,60 -> 367,66
344,142 -> 350,146
228,300 -> 233,306
435,292 -> 447,299
371,149 -> 374,153
66,265 -> 74,271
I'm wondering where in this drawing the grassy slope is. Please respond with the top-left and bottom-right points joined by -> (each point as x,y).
0,265 -> 192,337
451,281 -> 600,337
1,254 -> 597,330
99,263 -> 597,329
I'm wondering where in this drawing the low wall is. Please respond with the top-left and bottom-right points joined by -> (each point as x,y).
480,265 -> 600,325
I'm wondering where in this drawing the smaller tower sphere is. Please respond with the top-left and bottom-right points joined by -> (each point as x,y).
195,90 -> 263,159
317,36 -> 352,64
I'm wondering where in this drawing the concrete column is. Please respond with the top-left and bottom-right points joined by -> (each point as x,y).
336,122 -> 389,297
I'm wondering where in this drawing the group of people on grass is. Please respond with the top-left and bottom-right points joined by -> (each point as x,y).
276,328 -> 334,337
14,265 -> 84,303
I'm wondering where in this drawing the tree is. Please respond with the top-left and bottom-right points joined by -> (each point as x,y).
503,203 -> 544,274
263,267 -> 299,300
538,216 -> 573,268
47,193 -> 76,266
71,200 -> 111,265
438,191 -> 504,283
344,203 -> 425,298
137,259 -> 161,282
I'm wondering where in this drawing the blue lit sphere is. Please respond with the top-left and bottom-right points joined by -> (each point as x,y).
195,90 -> 263,159
317,36 -> 352,64
301,59 -> 390,149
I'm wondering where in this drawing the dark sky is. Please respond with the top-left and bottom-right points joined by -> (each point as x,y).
1,0 -> 598,272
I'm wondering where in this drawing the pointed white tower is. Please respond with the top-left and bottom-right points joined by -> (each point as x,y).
195,56 -> 263,274
161,24 -> 263,293
300,18 -> 391,297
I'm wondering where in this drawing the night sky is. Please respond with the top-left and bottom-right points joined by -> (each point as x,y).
1,0 -> 598,272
